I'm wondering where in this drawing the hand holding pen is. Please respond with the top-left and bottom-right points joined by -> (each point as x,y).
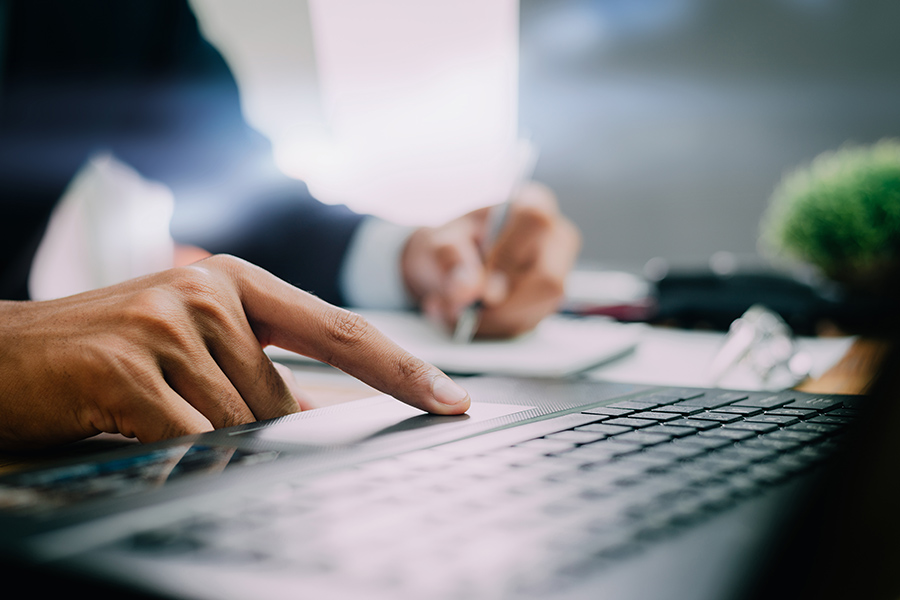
400,145 -> 582,342
452,143 -> 541,343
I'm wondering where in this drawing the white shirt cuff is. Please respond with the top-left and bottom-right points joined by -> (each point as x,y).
339,217 -> 417,309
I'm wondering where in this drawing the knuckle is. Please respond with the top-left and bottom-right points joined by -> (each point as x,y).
126,287 -> 180,329
515,204 -> 554,234
492,242 -> 534,273
395,352 -> 429,382
124,288 -> 197,350
323,309 -> 370,347
218,401 -> 243,429
199,253 -> 246,272
170,265 -> 240,327
192,254 -> 253,289
171,264 -> 222,300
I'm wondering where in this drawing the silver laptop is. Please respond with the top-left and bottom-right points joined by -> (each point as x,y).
0,373 -> 882,599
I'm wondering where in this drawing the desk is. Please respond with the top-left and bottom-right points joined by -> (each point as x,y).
794,336 -> 890,395
0,335 -> 886,476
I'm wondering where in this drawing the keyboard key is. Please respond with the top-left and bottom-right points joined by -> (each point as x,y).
711,405 -> 763,416
630,411 -> 682,422
723,421 -> 779,434
840,397 -> 866,410
827,408 -> 860,419
603,417 -> 658,429
793,443 -> 835,463
667,418 -> 721,431
787,422 -> 842,435
689,454 -> 749,475
785,397 -> 844,412
770,453 -> 812,474
643,443 -> 707,461
592,440 -> 645,457
616,452 -> 677,472
673,435 -> 733,451
575,423 -> 631,437
726,474 -> 760,497
677,392 -> 749,409
615,431 -> 673,448
764,429 -> 820,443
699,428 -> 757,441
690,412 -> 742,423
582,406 -> 633,418
660,388 -> 706,401
544,430 -> 609,445
660,462 -> 720,486
515,439 -> 575,455
653,405 -> 705,416
632,393 -> 685,406
569,442 -> 642,464
738,437 -> 801,453
607,400 -> 665,411
745,414 -> 800,426
808,415 -> 853,426
576,413 -> 611,423
642,425 -> 696,438
733,395 -> 794,409
765,408 -> 817,419
716,446 -> 776,463
746,462 -> 790,484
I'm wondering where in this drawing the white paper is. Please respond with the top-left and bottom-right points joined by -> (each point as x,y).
587,326 -> 855,391
267,310 -> 643,377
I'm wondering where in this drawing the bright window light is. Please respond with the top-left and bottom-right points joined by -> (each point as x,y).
192,0 -> 521,225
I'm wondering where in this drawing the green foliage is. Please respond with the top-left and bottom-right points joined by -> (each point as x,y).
760,139 -> 900,279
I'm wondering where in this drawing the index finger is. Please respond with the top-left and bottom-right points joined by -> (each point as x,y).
220,256 -> 471,415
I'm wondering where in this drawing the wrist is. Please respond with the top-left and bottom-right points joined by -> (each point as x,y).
400,226 -> 434,305
339,217 -> 417,309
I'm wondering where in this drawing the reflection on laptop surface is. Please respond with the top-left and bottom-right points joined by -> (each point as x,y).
0,361 -> 896,599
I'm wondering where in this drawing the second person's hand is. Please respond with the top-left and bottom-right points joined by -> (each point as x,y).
401,182 -> 581,339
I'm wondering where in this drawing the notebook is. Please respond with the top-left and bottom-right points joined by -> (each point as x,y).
0,366 -> 892,600
265,310 -> 643,377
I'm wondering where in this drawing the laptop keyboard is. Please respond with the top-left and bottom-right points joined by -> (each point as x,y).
119,388 -> 858,598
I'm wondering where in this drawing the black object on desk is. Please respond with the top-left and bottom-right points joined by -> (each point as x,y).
651,268 -> 893,335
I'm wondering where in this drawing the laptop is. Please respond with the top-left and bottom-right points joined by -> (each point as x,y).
0,356 -> 896,599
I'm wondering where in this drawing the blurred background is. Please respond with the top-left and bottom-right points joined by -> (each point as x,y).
518,0 -> 900,273
191,0 -> 900,271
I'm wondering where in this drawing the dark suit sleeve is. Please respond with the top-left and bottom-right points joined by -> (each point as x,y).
0,0 -> 365,304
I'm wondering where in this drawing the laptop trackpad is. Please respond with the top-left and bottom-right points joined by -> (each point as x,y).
244,396 -> 533,447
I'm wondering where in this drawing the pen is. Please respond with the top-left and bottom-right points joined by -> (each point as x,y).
452,141 -> 539,343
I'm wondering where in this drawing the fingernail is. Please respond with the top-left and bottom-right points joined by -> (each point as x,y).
432,375 -> 470,407
484,271 -> 509,304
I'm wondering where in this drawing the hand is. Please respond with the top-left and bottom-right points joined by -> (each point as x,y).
0,255 -> 470,450
401,182 -> 581,338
